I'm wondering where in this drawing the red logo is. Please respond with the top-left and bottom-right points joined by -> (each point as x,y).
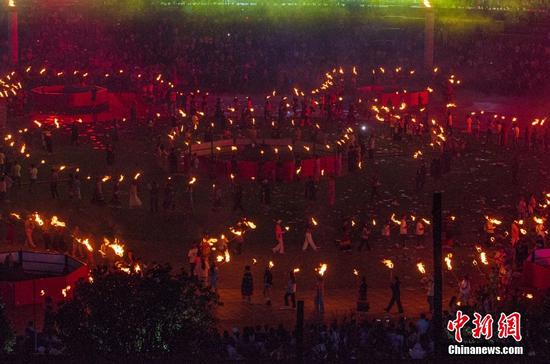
447,311 -> 522,342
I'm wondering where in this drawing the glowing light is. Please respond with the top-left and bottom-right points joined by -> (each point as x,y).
417,262 -> 426,274
382,259 -> 394,269
480,252 -> 488,265
445,253 -> 453,270
316,263 -> 328,276
51,216 -> 66,227
293,268 -> 300,273
188,177 -> 197,185
269,261 -> 275,269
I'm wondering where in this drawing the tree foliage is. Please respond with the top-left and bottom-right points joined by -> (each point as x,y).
0,298 -> 15,355
56,265 -> 218,359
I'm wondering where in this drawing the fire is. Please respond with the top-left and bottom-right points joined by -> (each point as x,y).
50,216 -> 66,227
103,238 -> 125,257
216,255 -> 224,262
269,261 -> 275,269
134,264 -> 141,274
54,119 -> 60,128
293,268 -> 300,273
33,213 -> 44,226
382,259 -> 394,269
133,173 -> 141,180
230,227 -> 243,236
224,250 -> 231,263
296,167 -> 302,175
118,175 -> 124,183
316,263 -> 328,276
445,253 -> 453,270
61,285 -> 71,298
520,228 -> 527,235
422,218 -> 431,225
353,269 -> 359,276
243,220 -> 257,229
526,293 -> 534,299
285,226 -> 290,231
231,146 -> 238,151
188,177 -> 197,185
102,176 -> 111,183
76,238 -> 93,252
413,151 -> 423,159
252,258 -> 257,265
33,120 -> 42,128
40,290 -> 45,296
390,213 -> 401,225
480,252 -> 488,265
372,219 -> 376,226
417,262 -> 426,274
533,216 -> 544,225
10,212 -> 20,220
311,217 -> 318,226
20,144 -> 25,154
485,216 -> 502,225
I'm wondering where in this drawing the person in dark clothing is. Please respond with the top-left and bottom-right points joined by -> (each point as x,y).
233,183 -> 244,212
50,169 -> 59,199
106,146 -> 115,166
168,148 -> 178,174
260,179 -> 271,205
357,276 -> 369,312
149,181 -> 159,213
284,271 -> 297,308
263,266 -> 273,306
385,276 -> 404,313
70,121 -> 79,145
241,265 -> 253,303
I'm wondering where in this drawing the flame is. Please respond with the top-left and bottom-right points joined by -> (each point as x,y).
520,228 -> 527,235
10,212 -> 20,220
422,218 -> 431,225
61,285 -> 71,298
293,268 -> 300,273
311,217 -> 318,226
390,213 -> 401,225
243,220 -> 257,229
76,238 -> 93,252
229,227 -> 243,236
133,264 -> 141,274
103,238 -> 125,257
252,258 -> 257,265
33,213 -> 44,226
20,144 -> 26,154
533,216 -> 544,225
40,289 -> 45,296
485,216 -> 502,225
413,150 -> 423,159
382,259 -> 394,269
526,293 -> 533,299
296,167 -> 302,175
216,255 -> 224,262
50,216 -> 66,227
133,173 -> 141,180
33,120 -> 42,128
473,260 -> 478,266
480,252 -> 488,265
316,263 -> 328,276
353,269 -> 359,276
188,177 -> 197,185
269,261 -> 275,269
54,119 -> 60,128
118,175 -> 124,183
445,253 -> 453,270
102,176 -> 111,183
417,262 -> 426,274
231,146 -> 238,151
224,249 -> 230,263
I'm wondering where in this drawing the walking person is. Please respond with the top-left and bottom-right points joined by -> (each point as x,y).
302,225 -> 319,251
187,245 -> 198,276
128,180 -> 142,208
284,271 -> 297,308
263,265 -> 273,306
272,220 -> 285,254
50,168 -> 59,199
29,164 -> 38,193
358,222 -> 371,251
241,265 -> 253,304
385,276 -> 404,314
24,215 -> 37,248
148,181 -> 159,213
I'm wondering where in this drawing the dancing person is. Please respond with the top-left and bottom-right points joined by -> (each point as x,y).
385,276 -> 404,314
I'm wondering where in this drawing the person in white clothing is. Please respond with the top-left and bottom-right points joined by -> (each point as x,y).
302,225 -> 318,251
272,220 -> 285,254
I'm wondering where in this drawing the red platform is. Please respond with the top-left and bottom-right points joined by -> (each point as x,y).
0,251 -> 89,306
523,248 -> 550,290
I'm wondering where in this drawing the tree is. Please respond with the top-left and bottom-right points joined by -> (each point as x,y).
0,298 -> 15,355
56,265 -> 219,359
